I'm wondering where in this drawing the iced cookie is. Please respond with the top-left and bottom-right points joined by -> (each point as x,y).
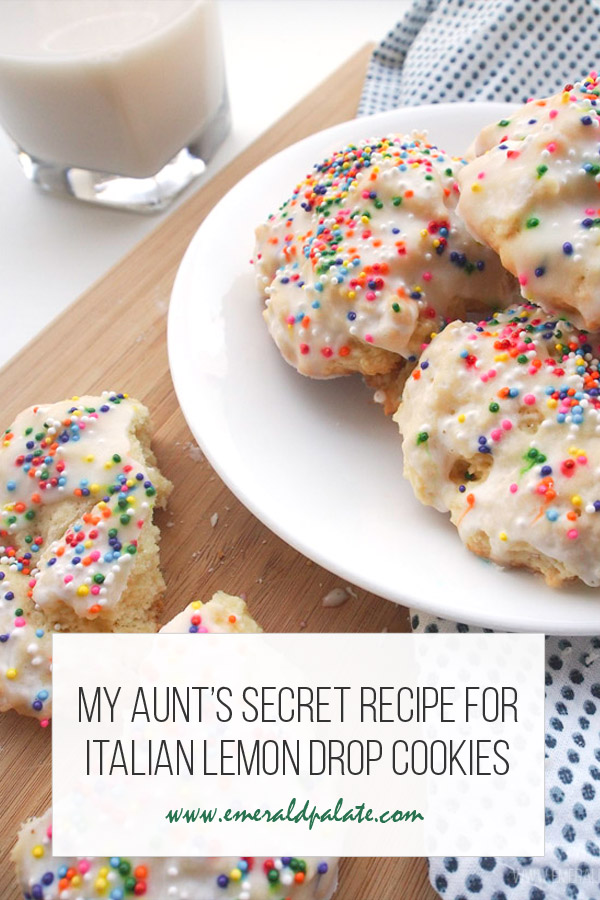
159,592 -> 263,635
395,304 -> 600,586
0,393 -> 171,628
254,134 -> 517,378
458,74 -> 600,330
0,392 -> 173,722
13,808 -> 339,900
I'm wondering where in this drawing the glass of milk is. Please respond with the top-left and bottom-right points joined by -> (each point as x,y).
0,0 -> 230,212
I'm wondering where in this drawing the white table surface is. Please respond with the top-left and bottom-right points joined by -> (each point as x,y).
0,0 -> 408,368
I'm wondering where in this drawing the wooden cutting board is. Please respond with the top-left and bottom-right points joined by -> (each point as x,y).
0,44 -> 437,900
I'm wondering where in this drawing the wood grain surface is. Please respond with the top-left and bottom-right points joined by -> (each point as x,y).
0,44 -> 437,900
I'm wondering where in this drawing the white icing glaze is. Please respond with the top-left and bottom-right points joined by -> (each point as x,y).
458,76 -> 600,330
14,808 -> 338,900
396,304 -> 600,586
0,394 -> 138,533
254,133 -> 516,378
33,492 -> 150,620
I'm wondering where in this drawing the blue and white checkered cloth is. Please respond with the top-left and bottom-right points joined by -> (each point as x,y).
359,2 -> 600,897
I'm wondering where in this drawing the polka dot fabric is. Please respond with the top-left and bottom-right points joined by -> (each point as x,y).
358,0 -> 600,115
412,613 -> 600,899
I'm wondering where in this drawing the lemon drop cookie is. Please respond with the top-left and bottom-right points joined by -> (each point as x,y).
0,393 -> 171,627
13,807 -> 339,900
395,304 -> 600,586
458,74 -> 600,330
254,134 -> 517,378
0,392 -> 172,723
159,592 -> 263,635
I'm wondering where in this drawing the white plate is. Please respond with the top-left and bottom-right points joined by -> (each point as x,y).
169,102 -> 600,634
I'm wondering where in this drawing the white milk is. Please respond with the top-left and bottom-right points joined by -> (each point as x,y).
0,0 -> 227,177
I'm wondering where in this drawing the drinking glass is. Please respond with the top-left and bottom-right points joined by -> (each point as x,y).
0,0 -> 230,212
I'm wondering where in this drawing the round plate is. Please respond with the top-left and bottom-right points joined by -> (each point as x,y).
169,102 -> 600,634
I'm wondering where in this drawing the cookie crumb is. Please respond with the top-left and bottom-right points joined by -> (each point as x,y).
322,586 -> 354,608
183,441 -> 204,463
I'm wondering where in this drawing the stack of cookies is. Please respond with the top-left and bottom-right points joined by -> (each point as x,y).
256,74 -> 600,588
